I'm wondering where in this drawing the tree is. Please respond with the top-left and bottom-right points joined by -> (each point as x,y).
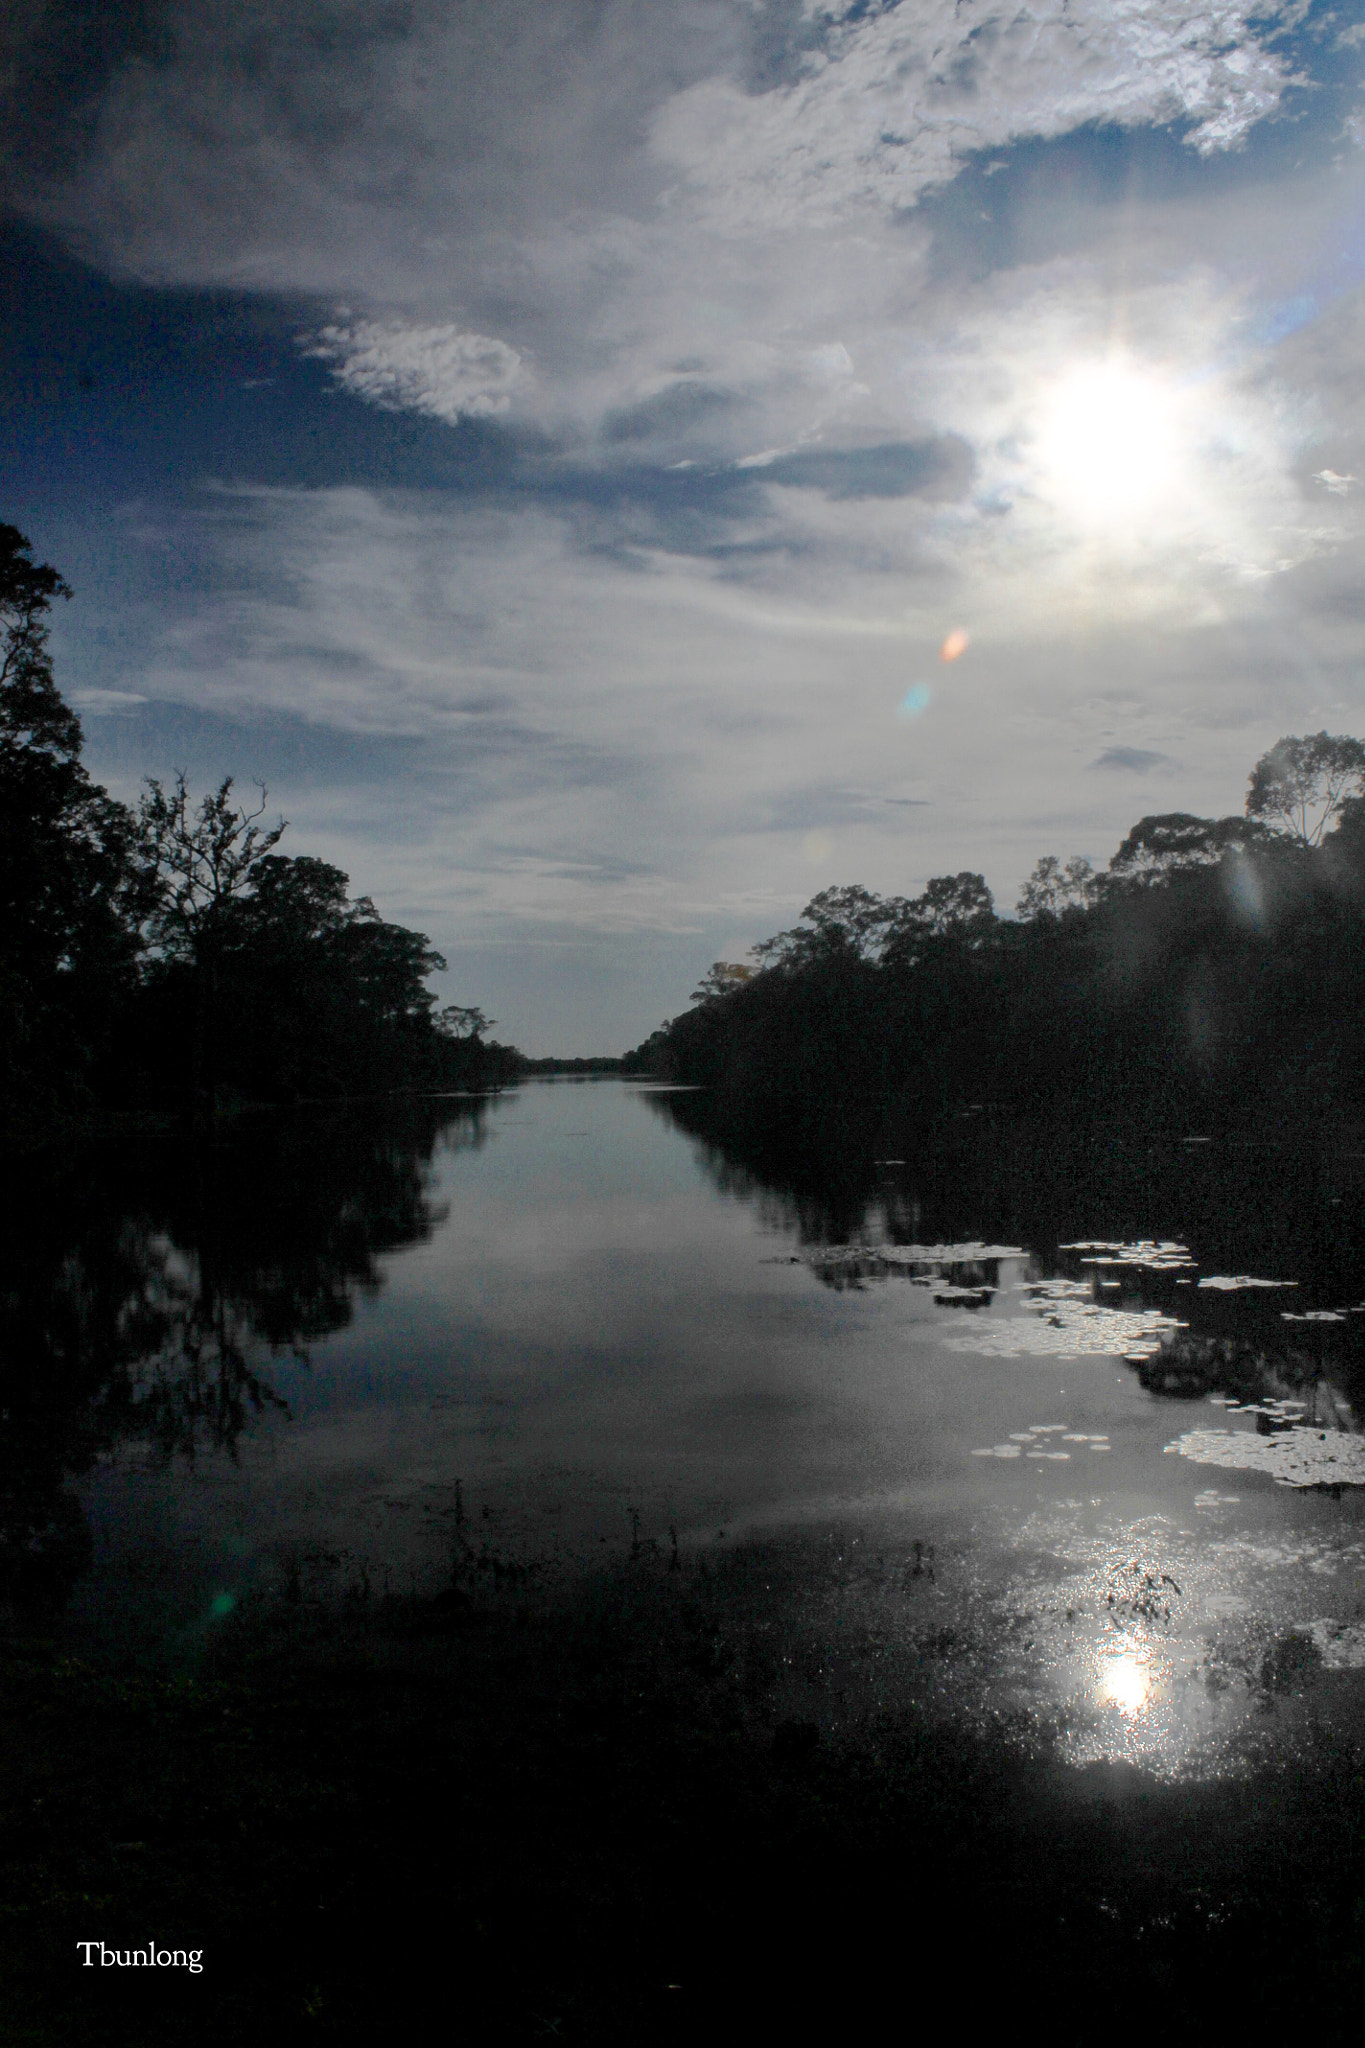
1107,812 -> 1273,884
0,525 -> 143,1110
1017,854 -> 1099,919
137,775 -> 287,1113
882,873 -> 995,966
0,524 -> 77,760
436,1006 -> 494,1040
1246,733 -> 1365,848
690,963 -> 756,1003
139,775 -> 288,963
752,886 -> 902,971
905,872 -> 994,938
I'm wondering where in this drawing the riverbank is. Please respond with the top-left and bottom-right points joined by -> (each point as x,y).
5,1537 -> 1364,2046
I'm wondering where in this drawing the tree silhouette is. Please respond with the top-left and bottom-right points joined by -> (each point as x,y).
0,525 -> 144,1115
1017,854 -> 1099,919
1246,733 -> 1365,848
138,775 -> 288,1116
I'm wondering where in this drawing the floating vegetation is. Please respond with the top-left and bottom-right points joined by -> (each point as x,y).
1064,1239 -> 1195,1270
803,1241 -> 1024,1271
973,1423 -> 1107,1461
799,1240 -> 1026,1291
1306,1618 -> 1365,1669
1282,1310 -> 1348,1323
1168,1425 -> 1365,1489
1198,1276 -> 1297,1291
942,1298 -> 1184,1358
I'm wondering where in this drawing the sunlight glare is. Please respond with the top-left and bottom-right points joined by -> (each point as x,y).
1097,1653 -> 1151,1716
1033,361 -> 1184,531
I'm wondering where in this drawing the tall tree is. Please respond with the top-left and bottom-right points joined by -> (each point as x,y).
137,775 -> 287,1115
1246,733 -> 1365,848
1017,854 -> 1099,919
0,525 -> 142,1111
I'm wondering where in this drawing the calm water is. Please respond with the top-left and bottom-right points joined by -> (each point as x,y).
9,1079 -> 1365,1775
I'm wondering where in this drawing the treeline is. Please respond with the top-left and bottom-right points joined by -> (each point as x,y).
630,734 -> 1365,1129
0,524 -> 520,1128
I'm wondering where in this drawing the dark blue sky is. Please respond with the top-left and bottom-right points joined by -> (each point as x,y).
3,1 -> 1364,1050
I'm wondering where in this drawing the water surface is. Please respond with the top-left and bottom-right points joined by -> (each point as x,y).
9,1079 -> 1365,1778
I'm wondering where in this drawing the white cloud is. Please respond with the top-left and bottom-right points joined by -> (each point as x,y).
11,0 -> 1305,458
111,427 -> 1365,946
15,1 -> 1365,1048
71,687 -> 148,713
654,1 -> 1294,232
303,318 -> 524,421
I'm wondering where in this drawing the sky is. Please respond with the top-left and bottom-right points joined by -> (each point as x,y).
2,1 -> 1364,1054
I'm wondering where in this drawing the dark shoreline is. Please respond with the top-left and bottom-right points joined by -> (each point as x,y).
6,1534 -> 1365,2045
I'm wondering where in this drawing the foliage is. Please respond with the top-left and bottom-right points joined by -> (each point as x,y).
0,526 -> 148,1113
631,734 -> 1365,1128
137,774 -> 288,964
1246,731 -> 1365,847
1017,853 -> 1099,918
0,523 -> 517,1124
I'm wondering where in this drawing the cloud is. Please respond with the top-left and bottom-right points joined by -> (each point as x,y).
99,472 -> 1362,937
1091,746 -> 1174,772
71,687 -> 148,714
8,0 -> 1363,1051
653,1 -> 1295,234
304,319 -> 524,422
2,0 -> 1309,461
752,436 -> 974,500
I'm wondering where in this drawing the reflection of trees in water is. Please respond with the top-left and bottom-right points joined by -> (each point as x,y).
1133,1331 -> 1361,1435
0,1098 -> 489,1620
648,1089 -> 1365,1424
645,1089 -> 882,1245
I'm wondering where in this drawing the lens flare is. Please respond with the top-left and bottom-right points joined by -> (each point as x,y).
899,684 -> 932,718
940,628 -> 969,661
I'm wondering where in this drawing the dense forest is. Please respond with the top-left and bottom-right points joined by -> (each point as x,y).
630,731 -> 1365,1133
0,523 -> 520,1130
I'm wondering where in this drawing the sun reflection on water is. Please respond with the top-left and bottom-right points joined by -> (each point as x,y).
1097,1654 -> 1152,1717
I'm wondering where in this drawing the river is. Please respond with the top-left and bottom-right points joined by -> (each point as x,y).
9,1077 -> 1365,1780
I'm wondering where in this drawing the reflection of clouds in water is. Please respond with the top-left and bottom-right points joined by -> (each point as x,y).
1170,1426 -> 1365,1489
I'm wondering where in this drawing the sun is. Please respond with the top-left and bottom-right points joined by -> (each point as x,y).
1032,359 -> 1185,531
